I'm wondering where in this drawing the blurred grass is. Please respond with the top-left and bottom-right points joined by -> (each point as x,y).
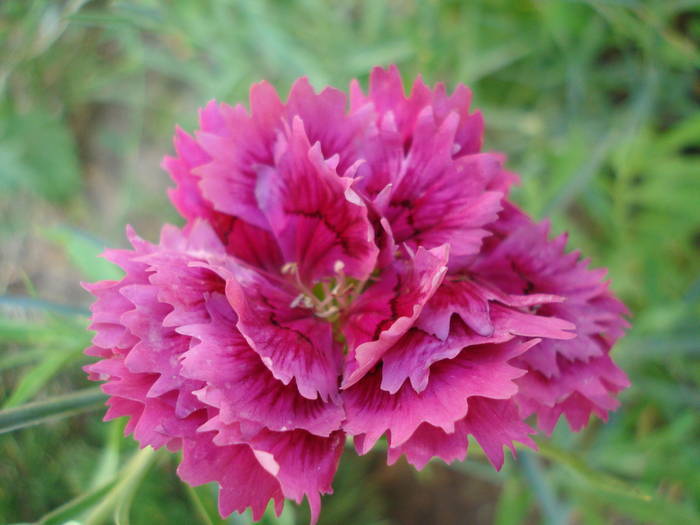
0,0 -> 698,523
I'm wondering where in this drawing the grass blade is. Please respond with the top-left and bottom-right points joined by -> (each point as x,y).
0,387 -> 106,434
37,479 -> 119,525
2,347 -> 81,408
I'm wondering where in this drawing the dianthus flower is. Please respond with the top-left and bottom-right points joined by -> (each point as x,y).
85,66 -> 629,523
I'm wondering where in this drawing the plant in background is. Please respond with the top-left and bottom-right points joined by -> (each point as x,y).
84,66 -> 629,523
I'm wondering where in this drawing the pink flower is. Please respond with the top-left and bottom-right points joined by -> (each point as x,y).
85,66 -> 629,523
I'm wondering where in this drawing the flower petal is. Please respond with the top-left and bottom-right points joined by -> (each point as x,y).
203,421 -> 345,525
256,117 -> 378,282
180,293 -> 345,436
386,397 -> 536,471
343,339 -> 533,453
341,244 -> 449,388
203,258 -> 342,402
178,433 -> 285,521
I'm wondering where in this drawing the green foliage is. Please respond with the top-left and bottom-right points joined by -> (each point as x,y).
1,0 -> 698,523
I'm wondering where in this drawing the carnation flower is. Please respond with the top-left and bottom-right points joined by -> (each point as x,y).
85,66 -> 629,523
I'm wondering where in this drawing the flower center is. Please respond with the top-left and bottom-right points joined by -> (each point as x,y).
281,260 -> 360,323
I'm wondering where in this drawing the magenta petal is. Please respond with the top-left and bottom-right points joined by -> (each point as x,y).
386,150 -> 504,258
204,258 -> 341,402
225,217 -> 284,273
163,127 -> 214,223
417,279 -> 565,341
431,83 -> 483,156
386,422 -> 468,470
203,421 -> 345,525
285,77 -> 369,173
85,226 -> 214,444
380,283 -> 573,395
242,428 -> 345,525
341,244 -> 449,387
471,206 -> 629,424
462,397 -> 536,470
362,65 -> 432,140
195,102 -> 273,230
178,433 -> 284,521
180,293 -> 344,436
343,339 -> 532,452
516,353 -> 630,434
387,397 -> 536,471
490,304 -> 576,340
256,117 -> 378,282
417,280 -> 495,339
379,323 -> 515,394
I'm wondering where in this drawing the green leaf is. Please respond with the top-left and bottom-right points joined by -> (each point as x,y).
519,451 -> 569,525
0,295 -> 89,317
494,477 -> 532,525
44,225 -> 123,282
185,484 -> 232,525
35,448 -> 158,525
0,110 -> 81,203
83,447 -> 158,525
0,387 -> 106,434
535,439 -> 700,523
2,346 -> 81,409
0,347 -> 44,371
37,479 -> 119,525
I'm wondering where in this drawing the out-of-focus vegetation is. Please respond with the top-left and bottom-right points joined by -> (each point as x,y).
1,1 -> 698,524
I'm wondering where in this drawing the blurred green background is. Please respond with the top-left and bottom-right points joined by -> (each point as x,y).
1,1 -> 699,524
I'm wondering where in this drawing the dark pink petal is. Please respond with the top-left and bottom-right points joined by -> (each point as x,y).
416,280 -> 493,339
165,110 -> 261,245
470,205 -> 629,427
117,284 -> 198,414
163,127 -> 211,219
203,258 -> 341,402
354,68 -> 483,158
165,126 -> 283,272
417,278 -> 565,340
386,421 -> 468,470
463,397 -> 536,470
489,304 -> 576,340
256,117 -> 378,282
341,245 -> 449,388
518,290 -> 629,377
202,421 -> 345,525
516,353 -> 630,434
242,428 -> 345,525
285,77 -> 370,173
381,281 -> 572,394
379,113 -> 504,258
343,339 -> 533,453
352,99 -> 507,262
225,217 -> 284,273
379,323 -> 514,394
430,82 -> 484,156
123,223 -> 225,415
350,110 -> 402,199
195,102 -> 273,230
349,66 -> 495,231
358,66 -> 432,141
387,397 -> 536,471
180,293 -> 344,436
90,356 -> 204,449
85,226 -> 214,435
178,433 -> 285,521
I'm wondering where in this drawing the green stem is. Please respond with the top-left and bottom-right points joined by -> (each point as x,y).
82,447 -> 158,525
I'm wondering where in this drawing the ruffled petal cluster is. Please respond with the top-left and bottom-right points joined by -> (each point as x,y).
85,66 -> 629,523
